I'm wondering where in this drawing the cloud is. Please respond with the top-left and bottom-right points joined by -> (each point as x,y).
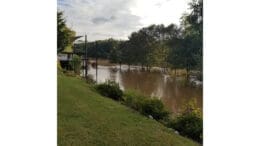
58,0 -> 142,41
92,16 -> 116,24
130,0 -> 191,28
58,0 -> 190,41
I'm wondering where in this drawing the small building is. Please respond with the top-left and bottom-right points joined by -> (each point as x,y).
58,36 -> 82,70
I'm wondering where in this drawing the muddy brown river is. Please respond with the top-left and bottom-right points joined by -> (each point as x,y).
83,64 -> 202,113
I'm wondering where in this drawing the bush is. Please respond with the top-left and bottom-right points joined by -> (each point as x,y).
167,99 -> 203,143
168,113 -> 202,143
69,55 -> 81,74
96,81 -> 123,101
141,99 -> 169,120
123,90 -> 146,112
123,90 -> 169,120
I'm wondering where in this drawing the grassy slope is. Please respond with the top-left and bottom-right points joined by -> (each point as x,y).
58,75 -> 199,146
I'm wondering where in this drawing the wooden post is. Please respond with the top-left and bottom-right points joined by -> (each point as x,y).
85,34 -> 88,79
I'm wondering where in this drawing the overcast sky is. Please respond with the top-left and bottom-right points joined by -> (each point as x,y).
58,0 -> 191,41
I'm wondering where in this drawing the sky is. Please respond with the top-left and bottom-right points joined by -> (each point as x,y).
58,0 -> 191,41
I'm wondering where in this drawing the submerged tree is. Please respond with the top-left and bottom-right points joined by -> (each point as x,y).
180,0 -> 203,72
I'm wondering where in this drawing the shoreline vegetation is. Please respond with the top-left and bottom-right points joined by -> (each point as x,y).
87,58 -> 203,87
58,72 -> 201,145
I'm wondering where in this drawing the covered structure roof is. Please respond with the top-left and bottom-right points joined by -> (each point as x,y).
60,36 -> 83,54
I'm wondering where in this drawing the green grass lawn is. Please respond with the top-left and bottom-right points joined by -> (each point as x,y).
58,74 -> 200,146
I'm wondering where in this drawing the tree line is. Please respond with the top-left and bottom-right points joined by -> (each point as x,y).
59,0 -> 202,74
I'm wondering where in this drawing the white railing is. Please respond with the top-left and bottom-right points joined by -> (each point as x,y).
58,54 -> 71,61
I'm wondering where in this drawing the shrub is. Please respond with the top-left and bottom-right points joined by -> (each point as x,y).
96,81 -> 123,101
141,99 -> 169,120
123,90 -> 146,112
181,98 -> 202,117
167,99 -> 203,143
168,113 -> 202,143
69,55 -> 81,74
123,90 -> 169,120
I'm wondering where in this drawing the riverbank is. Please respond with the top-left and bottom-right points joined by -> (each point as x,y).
58,74 -> 199,146
87,59 -> 202,88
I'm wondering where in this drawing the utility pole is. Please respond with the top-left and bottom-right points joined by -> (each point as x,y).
96,56 -> 98,83
85,34 -> 88,79
95,41 -> 98,83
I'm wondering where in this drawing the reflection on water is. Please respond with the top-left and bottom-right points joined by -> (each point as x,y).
83,65 -> 202,113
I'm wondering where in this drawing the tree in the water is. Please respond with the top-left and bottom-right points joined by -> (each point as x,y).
180,0 -> 203,72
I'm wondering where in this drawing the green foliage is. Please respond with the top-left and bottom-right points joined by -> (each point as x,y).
120,41 -> 135,66
95,81 -> 123,101
109,40 -> 123,63
181,98 -> 202,117
123,90 -> 147,112
151,42 -> 170,68
168,113 -> 202,143
127,29 -> 155,66
141,99 -> 169,120
74,38 -> 120,60
123,90 -> 169,121
69,55 -> 81,74
180,0 -> 203,72
167,99 -> 203,143
57,11 -> 76,53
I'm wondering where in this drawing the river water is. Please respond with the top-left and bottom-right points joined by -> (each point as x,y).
83,64 -> 202,113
